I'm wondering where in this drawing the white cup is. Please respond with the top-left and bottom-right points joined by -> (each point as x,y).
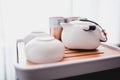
25,36 -> 65,64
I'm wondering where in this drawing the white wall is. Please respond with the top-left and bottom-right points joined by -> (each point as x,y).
73,0 -> 99,21
98,0 -> 120,43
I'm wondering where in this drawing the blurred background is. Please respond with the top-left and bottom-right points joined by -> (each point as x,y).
0,0 -> 120,80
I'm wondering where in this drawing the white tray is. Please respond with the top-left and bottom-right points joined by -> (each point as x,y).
14,40 -> 120,80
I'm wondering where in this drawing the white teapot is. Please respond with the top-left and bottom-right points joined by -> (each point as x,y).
60,19 -> 107,50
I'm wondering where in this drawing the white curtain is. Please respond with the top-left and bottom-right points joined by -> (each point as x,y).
0,0 -> 120,80
0,0 -> 5,79
1,0 -> 72,80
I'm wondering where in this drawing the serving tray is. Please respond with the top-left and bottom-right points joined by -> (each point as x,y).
15,40 -> 120,80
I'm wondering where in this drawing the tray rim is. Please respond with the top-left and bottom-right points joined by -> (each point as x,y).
15,55 -> 120,70
14,41 -> 120,70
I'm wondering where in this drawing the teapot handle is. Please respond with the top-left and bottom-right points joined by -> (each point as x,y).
79,19 -> 108,42
100,29 -> 107,42
79,18 -> 108,42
